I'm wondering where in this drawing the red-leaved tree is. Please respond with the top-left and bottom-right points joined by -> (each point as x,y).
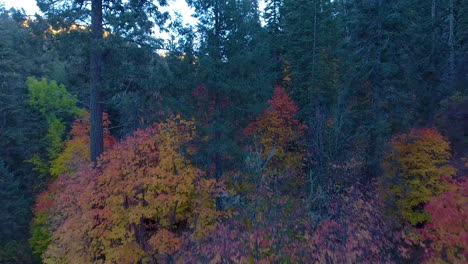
244,86 -> 306,174
30,112 -> 115,257
421,176 -> 467,263
34,116 -> 221,263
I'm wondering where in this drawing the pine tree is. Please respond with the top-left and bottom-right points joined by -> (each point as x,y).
188,0 -> 274,180
36,0 -> 169,162
0,161 -> 32,263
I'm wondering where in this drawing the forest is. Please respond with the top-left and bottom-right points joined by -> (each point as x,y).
0,0 -> 467,263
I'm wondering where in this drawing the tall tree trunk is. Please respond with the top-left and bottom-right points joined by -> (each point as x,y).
427,0 -> 437,126
213,1 -> 224,210
90,0 -> 104,163
448,0 -> 455,91
368,0 -> 383,180
310,0 -> 318,103
272,0 -> 282,84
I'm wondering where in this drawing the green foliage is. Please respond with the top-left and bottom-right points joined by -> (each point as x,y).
25,77 -> 81,178
435,94 -> 468,157
29,211 -> 52,256
281,0 -> 341,110
0,8 -> 49,176
0,160 -> 29,239
26,77 -> 80,116
30,113 -> 114,258
45,116 -> 67,160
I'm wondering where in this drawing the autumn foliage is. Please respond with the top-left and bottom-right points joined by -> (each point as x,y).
32,117 -> 221,263
421,176 -> 468,263
181,184 -> 402,263
30,112 -> 115,256
384,128 -> 456,225
49,112 -> 115,178
28,88 -> 467,264
244,86 -> 306,173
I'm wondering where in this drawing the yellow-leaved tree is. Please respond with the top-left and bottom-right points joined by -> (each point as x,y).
33,116 -> 221,264
383,128 -> 456,225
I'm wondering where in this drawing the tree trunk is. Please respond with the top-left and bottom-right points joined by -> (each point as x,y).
213,1 -> 223,182
427,0 -> 437,126
448,0 -> 455,91
90,0 -> 104,163
310,0 -> 318,103
212,1 -> 224,210
368,0 -> 383,180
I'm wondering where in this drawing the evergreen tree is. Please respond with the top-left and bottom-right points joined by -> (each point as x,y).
0,160 -> 33,264
36,0 -> 169,161
188,0 -> 274,179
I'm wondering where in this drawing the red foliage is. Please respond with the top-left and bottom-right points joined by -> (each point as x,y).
35,117 -> 221,263
421,176 -> 468,263
181,184 -> 402,263
192,84 -> 214,111
244,86 -> 304,136
244,86 -> 306,173
69,111 -> 115,146
266,85 -> 300,120
292,185 -> 402,264
192,84 -> 231,113
35,112 -> 115,213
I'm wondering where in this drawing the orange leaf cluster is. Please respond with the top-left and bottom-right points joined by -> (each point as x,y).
244,86 -> 306,173
49,112 -> 115,178
37,117 -> 220,263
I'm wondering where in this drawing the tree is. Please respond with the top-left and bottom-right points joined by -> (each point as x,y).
30,112 -> 114,257
237,86 -> 307,256
0,160 -> 33,264
281,0 -> 341,109
0,8 -> 53,182
340,0 -> 410,179
421,176 -> 467,264
383,128 -> 456,225
36,0 -> 169,162
0,10 -> 78,262
49,112 -> 115,178
181,182 -> 403,263
34,117 -> 220,263
26,77 -> 81,178
264,0 -> 283,80
244,86 -> 306,176
186,0 -> 275,181
89,0 -> 104,162
279,0 -> 348,202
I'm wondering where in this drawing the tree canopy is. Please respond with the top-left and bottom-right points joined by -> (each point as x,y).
0,0 -> 466,263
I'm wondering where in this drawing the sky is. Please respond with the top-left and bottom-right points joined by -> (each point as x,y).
1,0 -> 267,43
2,0 -> 41,15
1,0 -> 197,25
1,0 -> 196,43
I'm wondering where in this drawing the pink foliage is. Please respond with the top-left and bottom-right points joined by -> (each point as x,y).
421,176 -> 468,263
181,184 -> 403,263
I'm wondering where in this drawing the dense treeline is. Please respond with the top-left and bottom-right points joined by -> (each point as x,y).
0,0 -> 466,263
